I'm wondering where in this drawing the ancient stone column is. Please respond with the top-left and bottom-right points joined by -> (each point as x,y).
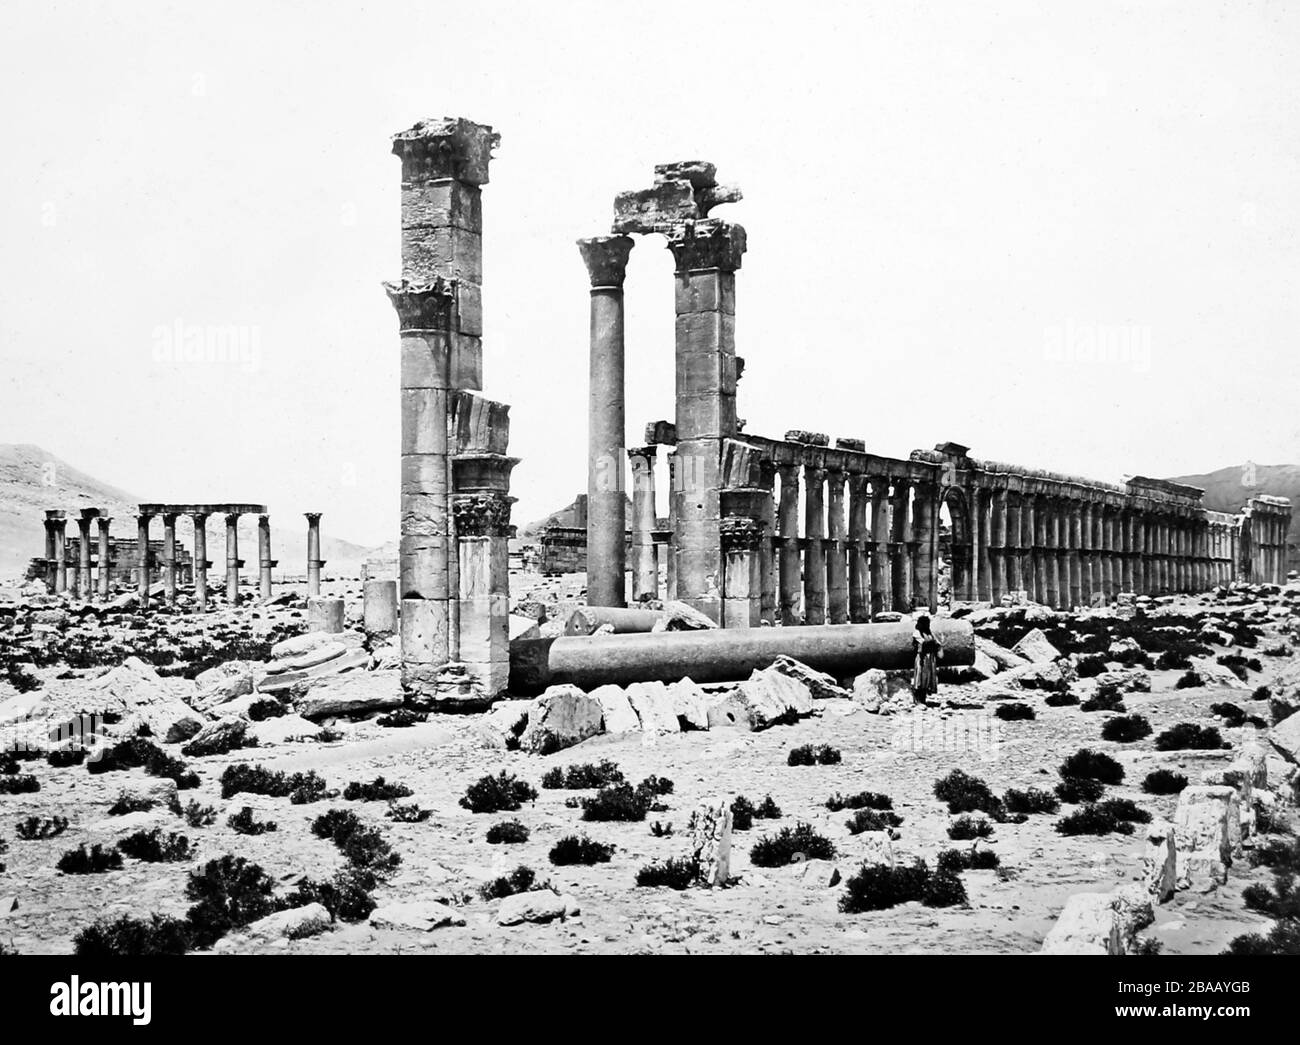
970,488 -> 990,603
305,512 -> 324,596
132,512 -> 152,605
777,463 -> 801,625
1121,510 -> 1135,593
364,579 -> 399,640
452,487 -> 515,701
666,453 -> 678,599
580,234 -> 634,608
757,461 -> 777,625
911,482 -> 936,613
50,514 -> 68,595
1079,501 -> 1094,605
159,512 -> 178,606
389,116 -> 498,698
848,475 -> 870,622
1137,515 -> 1150,594
891,480 -> 913,612
1004,492 -> 1022,597
1066,501 -> 1082,608
1043,500 -> 1061,608
628,446 -> 659,602
96,516 -> 112,599
76,510 -> 96,600
42,510 -> 59,592
869,477 -> 891,615
989,488 -> 1007,605
223,513 -> 242,604
802,465 -> 827,626
258,514 -> 274,601
825,469 -> 849,624
1020,495 -> 1037,603
192,512 -> 210,611
667,221 -> 746,624
721,516 -> 763,629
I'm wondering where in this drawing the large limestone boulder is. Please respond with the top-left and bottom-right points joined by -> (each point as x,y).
248,714 -> 326,746
194,661 -> 256,710
1012,628 -> 1060,664
1268,711 -> 1300,764
1039,885 -> 1152,955
518,685 -> 603,753
666,678 -> 710,731
687,798 -> 732,887
293,672 -> 403,721
707,667 -> 813,730
1268,658 -> 1300,713
1092,668 -> 1150,694
269,632 -> 335,660
857,830 -> 896,867
1173,785 -> 1238,890
770,656 -> 849,700
496,889 -> 576,926
244,903 -> 331,941
264,641 -> 349,675
369,901 -> 466,931
124,700 -> 208,744
475,701 -> 531,749
1142,818 -> 1177,903
651,601 -> 718,632
851,669 -> 913,714
181,716 -> 248,757
976,638 -> 1029,671
590,685 -> 640,734
625,681 -> 681,733
257,648 -> 370,697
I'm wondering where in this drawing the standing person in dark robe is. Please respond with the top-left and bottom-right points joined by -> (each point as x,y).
911,614 -> 942,701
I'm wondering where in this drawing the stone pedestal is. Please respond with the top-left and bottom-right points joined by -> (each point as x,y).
450,487 -> 513,703
364,579 -> 399,640
308,596 -> 345,633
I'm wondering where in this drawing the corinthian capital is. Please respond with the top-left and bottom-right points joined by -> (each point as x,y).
666,220 -> 746,274
577,235 -> 634,288
390,117 -> 499,185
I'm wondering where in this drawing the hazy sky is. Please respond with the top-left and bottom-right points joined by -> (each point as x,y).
1,0 -> 1297,547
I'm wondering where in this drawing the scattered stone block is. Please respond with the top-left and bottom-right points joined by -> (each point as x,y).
519,685 -> 602,753
496,889 -> 572,926
307,596 -> 345,634
590,684 -> 640,734
686,798 -> 732,887
1012,628 -> 1061,664
1142,818 -> 1177,903
369,901 -> 466,931
770,655 -> 849,700
1173,785 -> 1237,890
666,678 -> 710,730
851,669 -> 913,714
245,903 -> 331,941
293,672 -> 404,721
475,700 -> 531,748
626,681 -> 681,733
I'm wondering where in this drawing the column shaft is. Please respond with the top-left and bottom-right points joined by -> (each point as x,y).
628,447 -> 659,602
777,464 -> 802,625
802,465 -> 827,626
825,470 -> 848,624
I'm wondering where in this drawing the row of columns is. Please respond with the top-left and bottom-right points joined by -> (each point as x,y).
42,510 -> 325,610
1246,503 -> 1291,585
963,492 -> 1253,609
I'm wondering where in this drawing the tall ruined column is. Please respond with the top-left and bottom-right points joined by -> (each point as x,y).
389,117 -> 498,698
1135,515 -> 1148,594
1029,496 -> 1045,604
825,469 -> 849,624
134,512 -> 152,605
890,480 -> 913,611
1043,500 -> 1060,608
96,516 -> 112,599
1121,510 -> 1135,593
1079,502 -> 1094,605
580,234 -> 634,608
721,516 -> 763,628
667,221 -> 745,623
869,477 -> 891,615
1066,501 -> 1082,608
758,461 -> 777,624
628,446 -> 659,602
161,512 -> 179,606
848,475 -> 870,621
224,513 -> 242,605
777,463 -> 802,624
912,482 -> 937,612
1004,492 -> 1022,597
305,512 -> 324,596
802,465 -> 827,625
50,514 -> 68,595
973,488 -> 991,603
76,510 -> 96,600
42,510 -> 59,593
1105,506 -> 1120,600
192,513 -> 210,611
1021,495 -> 1037,603
989,488 -> 1007,605
258,514 -> 275,601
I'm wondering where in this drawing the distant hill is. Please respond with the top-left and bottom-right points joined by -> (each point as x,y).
0,444 -> 377,581
1166,462 -> 1299,569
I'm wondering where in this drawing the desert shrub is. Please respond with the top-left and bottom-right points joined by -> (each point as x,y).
933,769 -> 1002,817
637,774 -> 674,797
1252,685 -> 1272,701
486,819 -> 530,844
47,748 -> 86,768
219,763 -> 331,803
384,802 -> 429,823
15,815 -> 68,840
88,737 -> 198,785
1081,690 -> 1126,713
1155,650 -> 1192,671
311,808 -> 363,843
73,914 -> 191,957
947,815 -> 993,840
1055,776 -> 1107,804
635,857 -> 698,889
119,828 -> 195,863
282,869 -> 376,923
342,776 -> 413,802
1112,646 -> 1154,669
1154,723 -> 1227,751
57,843 -> 123,874
731,793 -> 783,831
0,775 -> 39,795
1250,838 -> 1300,872
479,865 -> 537,901
1216,655 -> 1253,682
1142,769 -> 1188,795
1074,655 -> 1107,678
839,859 -> 967,912
650,820 -> 673,837
227,806 -> 277,835
1045,691 -> 1080,707
936,848 -> 1000,873
375,708 -> 427,728
173,800 -> 218,828
995,702 -> 1035,722
1055,804 -> 1136,836
1174,670 -> 1204,690
1210,702 -> 1248,728
460,771 -> 538,814
1060,748 -> 1124,784
1101,714 -> 1152,743
311,808 -> 401,879
549,834 -> 614,866
825,790 -> 892,813
540,760 -> 625,790
787,744 -> 842,766
1002,788 -> 1059,815
1224,920 -> 1300,955
246,698 -> 287,722
1241,873 -> 1300,920
749,823 -> 836,867
846,809 -> 903,834
1097,798 -> 1151,824
183,855 -> 278,949
582,783 -> 651,822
